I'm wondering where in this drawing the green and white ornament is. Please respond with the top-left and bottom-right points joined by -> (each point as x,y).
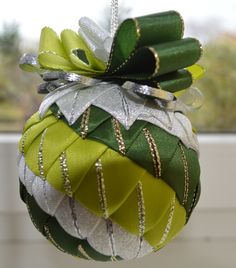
18,2 -> 204,262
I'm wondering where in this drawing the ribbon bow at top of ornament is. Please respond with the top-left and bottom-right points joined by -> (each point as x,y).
20,11 -> 205,152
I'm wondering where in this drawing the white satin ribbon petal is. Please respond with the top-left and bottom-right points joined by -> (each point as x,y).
39,83 -> 80,118
79,17 -> 113,63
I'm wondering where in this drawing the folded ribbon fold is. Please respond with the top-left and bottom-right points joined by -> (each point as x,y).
104,11 -> 203,91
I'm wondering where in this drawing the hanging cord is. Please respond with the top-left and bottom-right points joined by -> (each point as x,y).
110,0 -> 119,37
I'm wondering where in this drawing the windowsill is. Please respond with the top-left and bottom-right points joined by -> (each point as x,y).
1,133 -> 236,143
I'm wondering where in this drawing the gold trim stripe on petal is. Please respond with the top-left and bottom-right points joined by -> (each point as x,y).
135,181 -> 146,258
95,159 -> 117,258
137,181 -> 146,238
95,159 -> 109,219
147,47 -> 160,78
107,18 -> 141,74
38,129 -> 50,211
78,245 -> 93,260
21,132 -> 28,155
175,10 -> 185,39
193,186 -> 200,209
38,128 -> 48,179
188,186 -> 198,215
59,152 -> 73,197
143,128 -> 162,178
196,38 -> 204,60
188,185 -> 200,220
80,107 -> 91,139
179,143 -> 190,206
44,224 -> 66,253
133,17 -> 141,43
111,118 -> 126,156
156,196 -> 176,247
44,224 -> 75,257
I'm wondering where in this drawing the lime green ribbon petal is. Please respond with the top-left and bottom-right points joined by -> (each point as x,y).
187,64 -> 205,81
21,11 -> 204,94
60,29 -> 106,71
38,27 -> 75,71
38,27 -> 106,76
39,27 -> 70,60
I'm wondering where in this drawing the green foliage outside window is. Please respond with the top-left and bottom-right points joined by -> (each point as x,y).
190,34 -> 236,132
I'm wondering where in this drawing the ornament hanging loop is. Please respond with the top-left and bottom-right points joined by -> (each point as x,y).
110,0 -> 119,37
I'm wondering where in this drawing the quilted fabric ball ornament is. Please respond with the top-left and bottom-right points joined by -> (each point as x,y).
18,9 -> 205,262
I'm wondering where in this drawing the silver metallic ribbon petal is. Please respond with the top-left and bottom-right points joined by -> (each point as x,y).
19,53 -> 42,73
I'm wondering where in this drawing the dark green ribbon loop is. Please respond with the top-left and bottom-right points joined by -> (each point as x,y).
152,38 -> 201,76
104,11 -> 203,92
155,70 -> 193,93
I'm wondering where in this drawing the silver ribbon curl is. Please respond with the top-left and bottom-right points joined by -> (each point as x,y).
175,87 -> 204,113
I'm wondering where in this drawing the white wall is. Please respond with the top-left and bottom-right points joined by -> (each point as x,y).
0,134 -> 236,268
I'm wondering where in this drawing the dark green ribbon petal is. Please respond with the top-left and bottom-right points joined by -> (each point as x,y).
152,38 -> 202,76
153,69 -> 193,93
108,38 -> 201,78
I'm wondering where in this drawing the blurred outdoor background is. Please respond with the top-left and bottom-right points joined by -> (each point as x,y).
0,0 -> 236,132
